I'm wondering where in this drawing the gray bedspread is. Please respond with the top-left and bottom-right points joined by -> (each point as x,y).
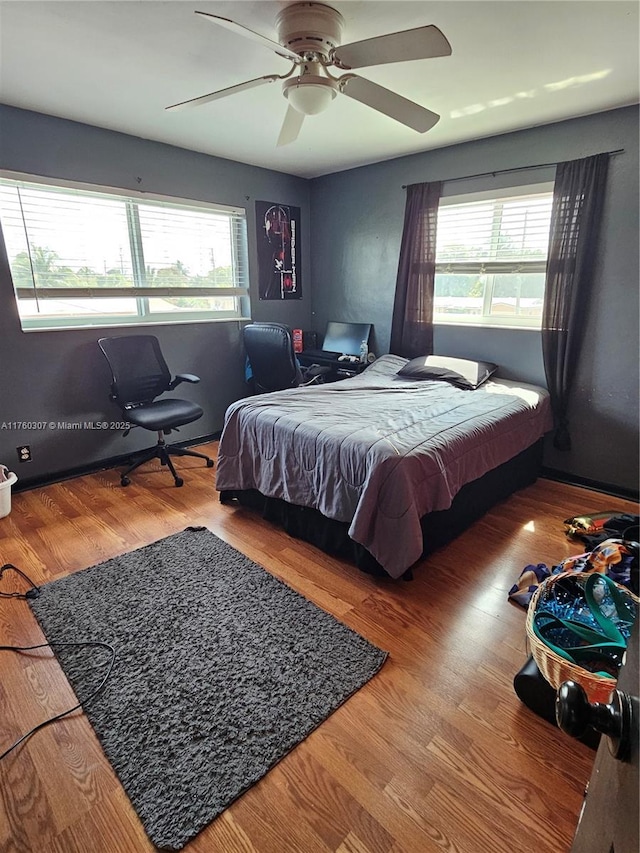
216,355 -> 552,578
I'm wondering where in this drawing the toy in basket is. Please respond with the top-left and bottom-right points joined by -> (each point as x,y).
526,571 -> 638,705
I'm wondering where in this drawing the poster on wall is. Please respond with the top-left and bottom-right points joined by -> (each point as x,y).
256,201 -> 301,300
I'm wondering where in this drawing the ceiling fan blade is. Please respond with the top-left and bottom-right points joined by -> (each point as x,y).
340,75 -> 440,133
331,25 -> 451,70
166,75 -> 279,111
195,11 -> 300,62
277,106 -> 305,147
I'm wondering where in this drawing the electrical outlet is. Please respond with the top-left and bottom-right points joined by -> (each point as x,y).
17,445 -> 32,463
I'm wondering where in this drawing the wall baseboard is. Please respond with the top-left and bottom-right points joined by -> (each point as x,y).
12,433 -> 221,494
541,467 -> 639,502
12,451 -> 638,503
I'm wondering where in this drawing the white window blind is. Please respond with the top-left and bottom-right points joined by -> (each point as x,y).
0,175 -> 248,330
434,188 -> 553,327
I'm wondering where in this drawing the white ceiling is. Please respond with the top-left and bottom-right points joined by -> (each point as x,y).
0,1 -> 638,179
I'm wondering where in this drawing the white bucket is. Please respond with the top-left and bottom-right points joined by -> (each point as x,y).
0,471 -> 17,519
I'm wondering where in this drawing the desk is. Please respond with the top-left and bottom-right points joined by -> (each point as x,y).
298,352 -> 366,383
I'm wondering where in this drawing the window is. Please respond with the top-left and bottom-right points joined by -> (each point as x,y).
0,173 -> 249,330
434,186 -> 553,327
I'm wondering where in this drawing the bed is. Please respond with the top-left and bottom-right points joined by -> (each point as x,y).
216,354 -> 552,579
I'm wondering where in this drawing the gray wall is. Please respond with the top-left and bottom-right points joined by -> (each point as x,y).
0,106 -> 311,484
309,106 -> 640,492
1,104 -> 638,493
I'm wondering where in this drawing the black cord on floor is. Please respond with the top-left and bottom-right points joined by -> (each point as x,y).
0,641 -> 116,761
0,563 -> 116,761
0,563 -> 41,599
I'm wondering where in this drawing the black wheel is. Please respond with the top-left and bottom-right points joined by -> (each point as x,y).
206,459 -> 214,468
121,476 -> 131,487
174,477 -> 184,487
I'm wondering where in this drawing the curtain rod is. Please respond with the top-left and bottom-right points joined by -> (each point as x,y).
401,148 -> 624,189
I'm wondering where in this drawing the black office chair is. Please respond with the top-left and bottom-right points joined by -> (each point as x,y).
243,323 -> 329,394
98,335 -> 214,487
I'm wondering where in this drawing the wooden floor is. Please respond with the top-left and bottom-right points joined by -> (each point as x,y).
0,441 -> 637,853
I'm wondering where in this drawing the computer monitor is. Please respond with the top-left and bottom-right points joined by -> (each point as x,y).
322,321 -> 372,356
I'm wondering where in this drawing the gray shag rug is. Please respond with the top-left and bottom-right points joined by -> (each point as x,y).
29,527 -> 387,850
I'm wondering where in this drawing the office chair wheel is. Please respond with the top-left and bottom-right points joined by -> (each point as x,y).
121,476 -> 131,487
174,477 -> 184,488
206,459 -> 214,468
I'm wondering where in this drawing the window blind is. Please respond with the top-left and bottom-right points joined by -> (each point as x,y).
0,176 -> 248,329
436,192 -> 553,274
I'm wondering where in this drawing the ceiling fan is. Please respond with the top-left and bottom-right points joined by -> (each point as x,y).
166,2 -> 452,146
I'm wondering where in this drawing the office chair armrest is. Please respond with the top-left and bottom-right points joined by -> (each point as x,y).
170,373 -> 200,390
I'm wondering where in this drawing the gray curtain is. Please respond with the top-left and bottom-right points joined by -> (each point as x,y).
390,181 -> 442,358
542,153 -> 609,450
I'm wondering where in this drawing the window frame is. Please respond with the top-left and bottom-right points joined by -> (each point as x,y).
0,170 -> 250,331
434,182 -> 554,330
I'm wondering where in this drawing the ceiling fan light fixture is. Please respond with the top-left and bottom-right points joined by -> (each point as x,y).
283,76 -> 337,115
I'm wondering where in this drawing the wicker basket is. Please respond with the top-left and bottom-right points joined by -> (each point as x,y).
526,571 -> 639,705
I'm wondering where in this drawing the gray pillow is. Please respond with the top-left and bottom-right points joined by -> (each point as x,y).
397,355 -> 498,389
